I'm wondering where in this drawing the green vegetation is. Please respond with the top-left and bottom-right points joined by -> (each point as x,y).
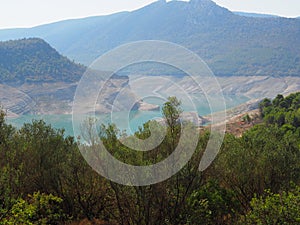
260,93 -> 300,128
0,38 -> 85,83
241,187 -> 300,225
0,93 -> 300,224
2,192 -> 65,225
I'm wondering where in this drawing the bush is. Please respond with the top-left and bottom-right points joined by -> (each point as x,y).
240,186 -> 300,225
1,192 -> 65,225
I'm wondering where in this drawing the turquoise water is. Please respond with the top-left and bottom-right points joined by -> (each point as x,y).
7,111 -> 162,137
7,95 -> 249,137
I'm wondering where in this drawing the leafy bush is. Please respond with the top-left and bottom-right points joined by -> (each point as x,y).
1,192 -> 65,225
240,186 -> 300,225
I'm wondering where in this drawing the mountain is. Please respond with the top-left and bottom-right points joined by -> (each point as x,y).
0,38 -> 85,84
233,12 -> 279,18
0,39 -> 139,116
0,0 -> 299,77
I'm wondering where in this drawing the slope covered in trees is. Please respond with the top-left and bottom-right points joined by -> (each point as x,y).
0,93 -> 300,224
260,92 -> 300,128
0,38 -> 85,83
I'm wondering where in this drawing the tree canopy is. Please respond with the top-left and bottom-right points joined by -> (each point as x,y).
0,38 -> 85,83
0,93 -> 300,224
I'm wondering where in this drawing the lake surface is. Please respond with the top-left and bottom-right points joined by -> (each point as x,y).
7,94 -> 249,137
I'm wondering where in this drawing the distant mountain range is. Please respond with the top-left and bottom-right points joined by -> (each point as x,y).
0,0 -> 299,78
0,0 -> 299,77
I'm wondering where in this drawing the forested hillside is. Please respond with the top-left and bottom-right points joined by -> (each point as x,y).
260,92 -> 300,128
0,38 -> 85,83
1,93 -> 300,224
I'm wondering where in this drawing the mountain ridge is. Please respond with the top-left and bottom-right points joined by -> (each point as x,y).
0,0 -> 299,77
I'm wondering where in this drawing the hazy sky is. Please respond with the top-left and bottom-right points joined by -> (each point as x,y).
0,0 -> 299,29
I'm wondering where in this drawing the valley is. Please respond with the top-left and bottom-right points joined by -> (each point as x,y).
0,0 -> 300,224
1,0 -> 299,124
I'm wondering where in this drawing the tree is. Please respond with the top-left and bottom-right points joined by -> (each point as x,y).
240,186 -> 300,225
212,124 -> 300,212
1,192 -> 65,225
186,180 -> 240,225
260,92 -> 300,128
162,96 -> 182,153
16,120 -> 71,195
91,97 -> 208,225
162,96 -> 182,129
0,109 -> 20,219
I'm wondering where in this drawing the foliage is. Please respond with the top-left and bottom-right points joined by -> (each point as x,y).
1,93 -> 300,224
1,192 -> 65,225
0,114 -> 112,222
186,180 -> 240,225
0,38 -> 85,83
0,109 -> 19,216
260,92 -> 300,128
240,186 -> 300,225
211,92 -> 300,214
213,124 -> 300,212
91,97 -> 206,224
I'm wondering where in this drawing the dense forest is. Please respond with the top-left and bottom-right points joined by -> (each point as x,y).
0,93 -> 300,224
0,38 -> 85,83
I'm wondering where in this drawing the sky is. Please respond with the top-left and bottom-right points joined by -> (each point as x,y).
0,0 -> 299,29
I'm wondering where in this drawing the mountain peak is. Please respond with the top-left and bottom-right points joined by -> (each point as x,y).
187,0 -> 232,19
190,0 -> 216,7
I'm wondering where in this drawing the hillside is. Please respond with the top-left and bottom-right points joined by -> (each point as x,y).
0,38 -> 85,83
0,0 -> 299,77
0,38 -> 141,116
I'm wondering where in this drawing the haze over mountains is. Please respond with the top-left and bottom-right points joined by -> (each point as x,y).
0,0 -> 299,77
